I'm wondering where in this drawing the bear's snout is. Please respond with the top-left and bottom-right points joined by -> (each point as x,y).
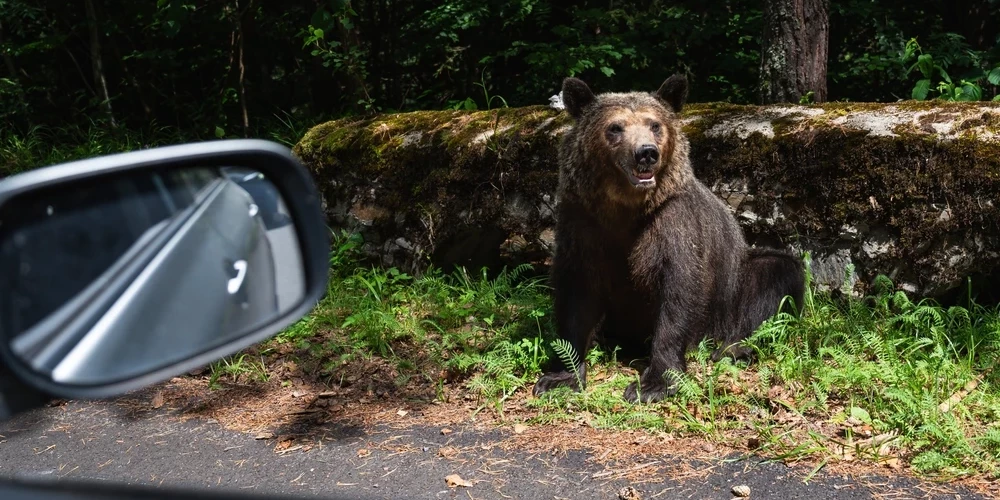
634,144 -> 659,169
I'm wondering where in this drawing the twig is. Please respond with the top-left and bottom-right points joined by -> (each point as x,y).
938,367 -> 994,413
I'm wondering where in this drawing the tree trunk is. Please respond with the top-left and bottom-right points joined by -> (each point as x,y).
236,0 -> 253,137
238,22 -> 249,136
0,19 -> 29,120
759,0 -> 829,104
83,0 -> 116,127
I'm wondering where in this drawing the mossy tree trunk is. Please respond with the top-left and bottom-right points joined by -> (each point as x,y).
759,0 -> 829,104
293,101 -> 1000,300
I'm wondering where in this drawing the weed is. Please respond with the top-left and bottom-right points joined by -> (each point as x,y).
208,353 -> 270,389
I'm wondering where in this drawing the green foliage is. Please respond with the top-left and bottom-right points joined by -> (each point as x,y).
286,230 -> 554,407
742,264 -> 1000,478
0,124 -> 187,176
0,111 -> 319,179
903,37 -> 997,102
3,0 -> 999,131
518,253 -> 1000,478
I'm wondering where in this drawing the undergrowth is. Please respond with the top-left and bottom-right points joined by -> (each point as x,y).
0,116 -> 311,177
270,230 -> 556,413
256,231 -> 1000,481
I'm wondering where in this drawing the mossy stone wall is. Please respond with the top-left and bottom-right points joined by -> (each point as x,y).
292,101 -> 1000,299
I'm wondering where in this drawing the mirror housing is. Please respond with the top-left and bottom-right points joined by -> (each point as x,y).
0,139 -> 329,400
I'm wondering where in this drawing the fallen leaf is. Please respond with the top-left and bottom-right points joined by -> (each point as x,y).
732,484 -> 751,497
617,485 -> 642,500
275,439 -> 293,451
440,428 -> 453,435
151,392 -> 164,409
254,432 -> 275,440
438,446 -> 460,459
397,409 -> 408,417
445,474 -> 472,488
513,424 -> 527,434
357,448 -> 371,458
291,390 -> 304,398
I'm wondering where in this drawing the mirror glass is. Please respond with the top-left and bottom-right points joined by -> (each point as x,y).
0,165 -> 306,386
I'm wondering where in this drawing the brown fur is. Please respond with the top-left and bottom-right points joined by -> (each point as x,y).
534,75 -> 805,403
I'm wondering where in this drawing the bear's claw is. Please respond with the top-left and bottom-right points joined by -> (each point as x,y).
532,371 -> 584,396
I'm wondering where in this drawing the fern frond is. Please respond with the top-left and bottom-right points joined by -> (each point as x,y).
551,338 -> 583,389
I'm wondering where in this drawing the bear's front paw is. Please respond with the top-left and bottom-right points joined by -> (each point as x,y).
532,371 -> 584,396
623,379 -> 677,403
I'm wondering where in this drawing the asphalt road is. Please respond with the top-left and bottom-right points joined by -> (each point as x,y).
0,397 -> 986,500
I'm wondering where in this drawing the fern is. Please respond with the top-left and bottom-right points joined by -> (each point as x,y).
551,338 -> 583,390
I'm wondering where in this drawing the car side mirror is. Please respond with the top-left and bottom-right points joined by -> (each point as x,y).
0,139 -> 329,400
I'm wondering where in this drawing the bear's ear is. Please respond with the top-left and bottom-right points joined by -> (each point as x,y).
561,77 -> 595,120
655,74 -> 689,113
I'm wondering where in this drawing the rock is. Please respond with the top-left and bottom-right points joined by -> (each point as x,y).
293,101 -> 1000,300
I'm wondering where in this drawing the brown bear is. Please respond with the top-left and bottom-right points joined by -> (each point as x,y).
532,74 -> 805,403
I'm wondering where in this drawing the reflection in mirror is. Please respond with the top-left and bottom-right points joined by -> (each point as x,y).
0,165 -> 306,386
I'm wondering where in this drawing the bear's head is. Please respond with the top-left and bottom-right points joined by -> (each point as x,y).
561,74 -> 689,195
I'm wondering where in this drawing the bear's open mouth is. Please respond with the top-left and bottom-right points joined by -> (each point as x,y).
625,169 -> 656,187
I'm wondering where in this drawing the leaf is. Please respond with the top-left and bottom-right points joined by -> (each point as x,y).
912,79 -> 931,100
993,95 -> 1000,102
600,66 -> 615,77
151,391 -> 165,409
916,54 -> 934,78
988,67 -> 1000,86
214,126 -> 225,138
850,406 -> 872,424
960,83 -> 981,101
938,67 -> 952,84
312,28 -> 324,38
445,474 -> 473,488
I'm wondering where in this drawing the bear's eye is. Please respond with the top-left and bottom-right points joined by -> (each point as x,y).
650,122 -> 662,133
608,124 -> 623,134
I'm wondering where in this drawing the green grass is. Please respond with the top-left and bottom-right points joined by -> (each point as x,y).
269,230 -> 556,413
208,353 -> 271,389
260,231 -> 1000,481
0,123 -> 192,176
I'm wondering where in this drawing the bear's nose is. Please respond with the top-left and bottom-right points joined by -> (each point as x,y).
635,145 -> 659,165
